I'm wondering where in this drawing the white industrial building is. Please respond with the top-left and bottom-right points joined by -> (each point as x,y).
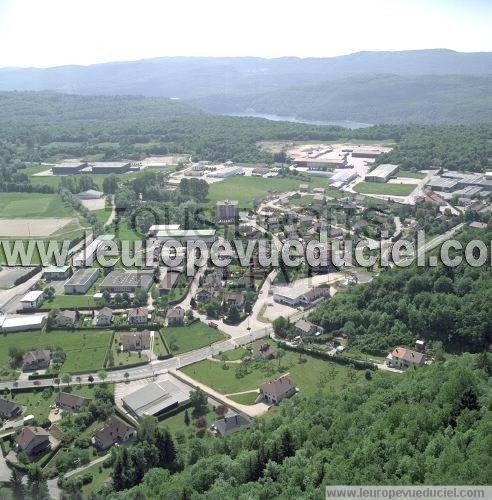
20,290 -> 44,310
64,268 -> 99,294
148,224 -> 181,237
365,164 -> 399,183
156,229 -> 216,245
208,166 -> 244,178
0,313 -> 47,333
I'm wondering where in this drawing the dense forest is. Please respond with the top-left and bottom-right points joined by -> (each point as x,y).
85,355 -> 490,498
190,74 -> 492,125
0,93 -> 490,184
309,227 -> 492,355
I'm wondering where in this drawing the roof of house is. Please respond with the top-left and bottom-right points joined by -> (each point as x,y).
167,306 -> 185,319
121,331 -> 151,349
213,411 -> 251,436
128,307 -> 148,318
16,426 -> 50,450
98,307 -> 113,318
0,397 -> 22,416
56,392 -> 91,409
390,347 -> 425,364
23,349 -> 51,365
295,319 -> 316,334
260,375 -> 295,397
93,415 -> 135,448
56,310 -> 77,321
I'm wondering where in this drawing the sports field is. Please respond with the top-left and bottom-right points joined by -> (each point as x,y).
353,182 -> 415,196
0,329 -> 113,376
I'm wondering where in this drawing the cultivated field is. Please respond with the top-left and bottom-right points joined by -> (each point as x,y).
0,217 -> 75,237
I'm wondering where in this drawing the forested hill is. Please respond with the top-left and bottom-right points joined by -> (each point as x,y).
1,49 -> 491,97
309,226 -> 492,355
112,355 -> 490,498
189,74 -> 492,124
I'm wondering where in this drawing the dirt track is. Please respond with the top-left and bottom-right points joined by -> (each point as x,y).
0,217 -> 75,236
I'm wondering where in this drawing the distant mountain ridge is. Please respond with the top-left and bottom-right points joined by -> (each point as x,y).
0,49 -> 491,98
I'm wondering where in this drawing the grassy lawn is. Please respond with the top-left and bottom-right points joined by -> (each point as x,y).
71,460 -> 113,497
228,392 -> 258,405
0,329 -> 113,377
206,176 -> 339,208
162,321 -> 228,355
44,295 -> 102,310
0,193 -> 77,218
7,384 -> 114,422
158,403 -> 216,437
354,182 -> 415,196
182,341 -> 362,397
397,170 -> 425,179
93,207 -> 113,226
108,332 -> 149,368
30,172 -> 137,190
154,332 -> 170,357
215,347 -> 248,361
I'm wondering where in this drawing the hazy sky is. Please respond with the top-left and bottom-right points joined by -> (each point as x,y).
0,0 -> 490,67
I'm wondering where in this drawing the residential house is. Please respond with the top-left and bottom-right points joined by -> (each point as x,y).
236,275 -> 255,290
299,184 -> 309,193
56,392 -> 91,412
386,347 -> 426,370
295,319 -> 324,337
212,411 -> 251,437
0,398 -> 22,420
55,310 -> 77,327
128,307 -> 148,325
267,217 -> 279,232
95,307 -> 113,327
250,341 -> 277,360
223,291 -> 245,310
256,375 -> 296,405
121,331 -> 151,352
92,415 -> 136,451
22,350 -> 51,372
14,427 -> 51,459
167,306 -> 185,326
195,287 -> 219,303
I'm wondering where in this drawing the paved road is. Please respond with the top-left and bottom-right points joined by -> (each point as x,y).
0,271 -> 43,312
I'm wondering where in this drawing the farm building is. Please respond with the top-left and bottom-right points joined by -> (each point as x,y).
365,164 -> 399,183
351,149 -> 382,159
64,268 -> 99,294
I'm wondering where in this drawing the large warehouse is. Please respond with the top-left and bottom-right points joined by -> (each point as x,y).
89,161 -> 131,174
64,268 -> 99,294
365,164 -> 399,183
122,380 -> 190,420
156,229 -> 216,245
52,160 -> 88,175
100,271 -> 153,293
0,313 -> 47,333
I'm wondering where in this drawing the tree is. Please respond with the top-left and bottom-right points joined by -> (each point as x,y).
184,409 -> 190,426
137,415 -> 158,444
98,370 -> 108,382
190,388 -> 208,417
156,428 -> 176,470
103,174 -> 118,195
272,316 -> 288,337
227,305 -> 240,324
88,375 -> 94,384
61,373 -> 71,386
26,464 -> 49,500
134,288 -> 148,307
9,468 -> 25,500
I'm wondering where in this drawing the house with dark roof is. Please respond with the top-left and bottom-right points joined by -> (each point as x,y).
14,427 -> 51,459
223,291 -> 245,310
121,331 -> 151,352
386,347 -> 426,370
295,319 -> 324,337
56,392 -> 91,412
0,398 -> 22,420
22,350 -> 51,372
256,375 -> 296,405
95,307 -> 113,327
92,415 -> 136,450
212,411 -> 251,437
167,306 -> 185,326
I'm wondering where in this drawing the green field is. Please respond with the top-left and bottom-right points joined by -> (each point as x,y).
0,193 -> 77,218
109,332 -> 149,368
29,171 -> 137,190
44,295 -> 102,310
162,321 -> 228,355
215,347 -> 248,361
66,460 -> 113,497
93,207 -> 113,226
353,182 -> 415,196
396,170 -> 425,179
206,175 -> 335,208
0,329 -> 113,377
158,403 -> 216,436
182,342 -> 363,397
228,391 -> 258,405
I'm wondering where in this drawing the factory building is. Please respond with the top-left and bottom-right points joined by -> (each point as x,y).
208,166 -> 244,178
89,162 -> 131,174
156,229 -> 216,245
216,200 -> 239,222
100,271 -> 153,293
351,149 -> 382,159
365,164 -> 399,183
64,268 -> 99,295
294,158 -> 347,170
52,160 -> 88,175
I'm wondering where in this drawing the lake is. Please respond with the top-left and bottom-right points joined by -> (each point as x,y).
225,112 -> 372,129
